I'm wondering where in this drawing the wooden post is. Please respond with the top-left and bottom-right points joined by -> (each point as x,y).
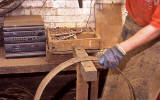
76,63 -> 89,100
74,47 -> 97,82
90,72 -> 99,100
74,47 -> 98,100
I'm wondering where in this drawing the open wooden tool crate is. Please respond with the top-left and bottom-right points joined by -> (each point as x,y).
47,27 -> 101,54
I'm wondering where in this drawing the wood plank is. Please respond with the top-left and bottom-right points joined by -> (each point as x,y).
95,4 -> 122,48
0,57 -> 55,74
4,15 -> 44,27
0,47 -> 71,74
76,32 -> 96,39
76,63 -> 88,100
74,47 -> 97,81
47,28 -> 101,52
46,45 -> 73,65
49,49 -> 100,54
53,38 -> 100,52
47,29 -> 54,50
90,72 -> 99,100
0,47 -> 102,74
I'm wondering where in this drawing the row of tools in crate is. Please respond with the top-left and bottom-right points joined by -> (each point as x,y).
3,15 -> 84,58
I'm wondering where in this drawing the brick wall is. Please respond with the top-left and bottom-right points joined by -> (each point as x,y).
7,0 -> 126,28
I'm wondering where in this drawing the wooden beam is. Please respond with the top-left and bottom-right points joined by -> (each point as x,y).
76,63 -> 88,100
90,72 -> 99,100
74,47 -> 97,82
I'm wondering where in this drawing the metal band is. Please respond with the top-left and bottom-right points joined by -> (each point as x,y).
34,56 -> 134,100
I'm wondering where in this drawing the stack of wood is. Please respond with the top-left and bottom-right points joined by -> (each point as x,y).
3,15 -> 46,58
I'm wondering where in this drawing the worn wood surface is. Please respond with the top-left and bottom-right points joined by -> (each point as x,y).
74,47 -> 99,100
90,72 -> 99,100
4,15 -> 44,27
0,47 -> 70,74
47,29 -> 101,53
76,63 -> 88,100
74,47 -> 97,82
48,49 -> 100,55
0,46 -> 102,74
46,45 -> 73,63
95,3 -> 122,49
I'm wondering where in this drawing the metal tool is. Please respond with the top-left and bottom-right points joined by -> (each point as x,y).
52,31 -> 82,40
34,56 -> 135,100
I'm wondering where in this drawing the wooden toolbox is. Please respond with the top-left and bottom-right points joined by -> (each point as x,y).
47,27 -> 101,54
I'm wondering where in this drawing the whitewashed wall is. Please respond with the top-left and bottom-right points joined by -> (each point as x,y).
121,0 -> 128,25
7,0 -> 127,28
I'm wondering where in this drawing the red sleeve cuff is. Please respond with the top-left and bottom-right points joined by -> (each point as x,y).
150,4 -> 160,29
150,21 -> 160,29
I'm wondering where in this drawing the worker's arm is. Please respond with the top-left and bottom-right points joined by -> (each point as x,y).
98,25 -> 160,69
119,25 -> 160,53
98,4 -> 160,69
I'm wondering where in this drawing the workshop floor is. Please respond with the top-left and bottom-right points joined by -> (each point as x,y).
0,72 -> 76,100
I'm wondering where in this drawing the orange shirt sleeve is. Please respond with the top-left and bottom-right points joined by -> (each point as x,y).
150,4 -> 160,29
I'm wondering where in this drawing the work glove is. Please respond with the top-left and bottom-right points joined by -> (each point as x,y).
98,45 -> 126,69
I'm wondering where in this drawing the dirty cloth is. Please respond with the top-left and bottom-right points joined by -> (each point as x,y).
101,15 -> 160,100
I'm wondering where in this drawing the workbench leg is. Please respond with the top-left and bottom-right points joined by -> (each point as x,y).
90,72 -> 99,100
76,63 -> 89,100
74,47 -> 98,100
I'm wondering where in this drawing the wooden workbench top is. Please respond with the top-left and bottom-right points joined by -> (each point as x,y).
0,47 -> 101,74
0,47 -> 62,74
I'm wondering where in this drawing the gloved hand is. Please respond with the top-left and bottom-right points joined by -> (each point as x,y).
98,45 -> 126,69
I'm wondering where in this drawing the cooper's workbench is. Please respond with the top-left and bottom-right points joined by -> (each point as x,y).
0,46 -> 101,100
0,47 -> 73,74
0,4 -> 122,100
0,3 -> 122,74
